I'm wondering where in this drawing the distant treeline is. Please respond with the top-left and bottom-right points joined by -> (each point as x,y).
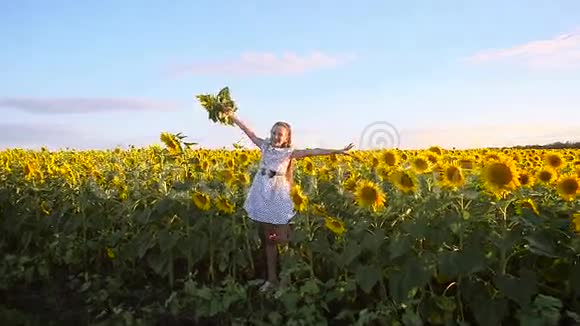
501,141 -> 580,150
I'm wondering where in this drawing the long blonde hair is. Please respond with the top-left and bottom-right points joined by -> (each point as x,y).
270,121 -> 294,186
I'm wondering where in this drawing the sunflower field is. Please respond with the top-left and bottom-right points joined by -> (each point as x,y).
1,133 -> 580,325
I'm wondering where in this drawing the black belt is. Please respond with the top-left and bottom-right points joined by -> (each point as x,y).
260,168 -> 281,178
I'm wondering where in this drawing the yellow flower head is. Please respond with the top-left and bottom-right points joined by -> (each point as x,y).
515,198 -> 540,216
381,150 -> 399,167
537,167 -> 557,185
312,203 -> 327,215
544,152 -> 564,170
216,196 -> 235,214
480,157 -> 520,197
440,163 -> 465,189
303,159 -> 316,175
389,168 -> 418,194
376,164 -> 392,181
571,211 -> 580,233
324,216 -> 346,236
290,185 -> 308,212
192,191 -> 211,211
428,146 -> 443,156
342,174 -> 359,192
354,179 -> 387,211
160,132 -> 182,155
555,174 -> 579,202
410,155 -> 431,174
518,171 -> 535,188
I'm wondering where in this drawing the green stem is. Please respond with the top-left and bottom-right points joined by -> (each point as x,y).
232,218 -> 237,280
242,215 -> 255,275
80,190 -> 88,282
169,251 -> 174,288
499,205 -> 508,275
208,216 -> 214,282
186,207 -> 192,275
305,213 -> 315,278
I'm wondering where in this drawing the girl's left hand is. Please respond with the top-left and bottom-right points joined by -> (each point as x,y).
337,143 -> 355,155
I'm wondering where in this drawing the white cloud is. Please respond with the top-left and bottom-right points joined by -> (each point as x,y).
0,97 -> 179,114
464,29 -> 580,71
167,51 -> 356,77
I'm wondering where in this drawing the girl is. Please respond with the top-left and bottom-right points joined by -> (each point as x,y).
227,112 -> 354,292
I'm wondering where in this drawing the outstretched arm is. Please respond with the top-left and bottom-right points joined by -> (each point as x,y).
230,113 -> 263,148
291,143 -> 354,159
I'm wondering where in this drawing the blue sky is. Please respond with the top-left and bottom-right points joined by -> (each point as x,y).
1,0 -> 580,150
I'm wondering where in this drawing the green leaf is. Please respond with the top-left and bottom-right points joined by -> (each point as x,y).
401,218 -> 428,238
462,278 -> 509,326
438,244 -> 486,279
570,263 -> 580,295
339,241 -> 362,267
524,231 -> 558,257
402,308 -> 423,326
388,235 -> 412,260
158,229 -> 178,253
435,296 -> 457,312
388,256 -> 431,303
290,229 -> 307,244
493,269 -> 537,307
471,297 -> 509,326
355,264 -> 381,294
361,229 -> 384,253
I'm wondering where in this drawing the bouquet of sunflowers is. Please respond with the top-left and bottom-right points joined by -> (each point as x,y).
196,87 -> 237,126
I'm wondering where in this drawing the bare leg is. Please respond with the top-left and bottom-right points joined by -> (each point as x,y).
262,223 -> 279,285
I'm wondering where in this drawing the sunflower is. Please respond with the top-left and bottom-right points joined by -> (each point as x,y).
342,174 -> 359,192
544,152 -> 564,170
515,198 -> 539,216
324,216 -> 346,236
425,153 -> 439,165
572,212 -> 580,233
238,152 -> 250,165
439,163 -> 465,189
311,203 -> 327,215
215,195 -> 235,214
428,146 -> 443,156
235,172 -> 250,186
218,169 -> 236,185
389,168 -> 418,194
410,155 -> 431,174
302,158 -> 316,175
192,191 -> 211,211
160,132 -> 182,155
200,160 -> 210,171
376,164 -> 391,181
518,171 -> 535,188
381,150 -> 399,167
290,185 -> 308,212
317,166 -> 331,182
354,179 -> 387,211
555,174 -> 579,202
536,167 -> 557,185
480,157 -> 520,197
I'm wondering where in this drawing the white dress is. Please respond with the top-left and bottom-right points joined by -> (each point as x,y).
243,138 -> 296,225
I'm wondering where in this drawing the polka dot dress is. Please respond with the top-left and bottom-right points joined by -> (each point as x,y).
243,138 -> 296,225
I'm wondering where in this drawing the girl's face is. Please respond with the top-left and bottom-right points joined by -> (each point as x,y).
270,125 -> 289,147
